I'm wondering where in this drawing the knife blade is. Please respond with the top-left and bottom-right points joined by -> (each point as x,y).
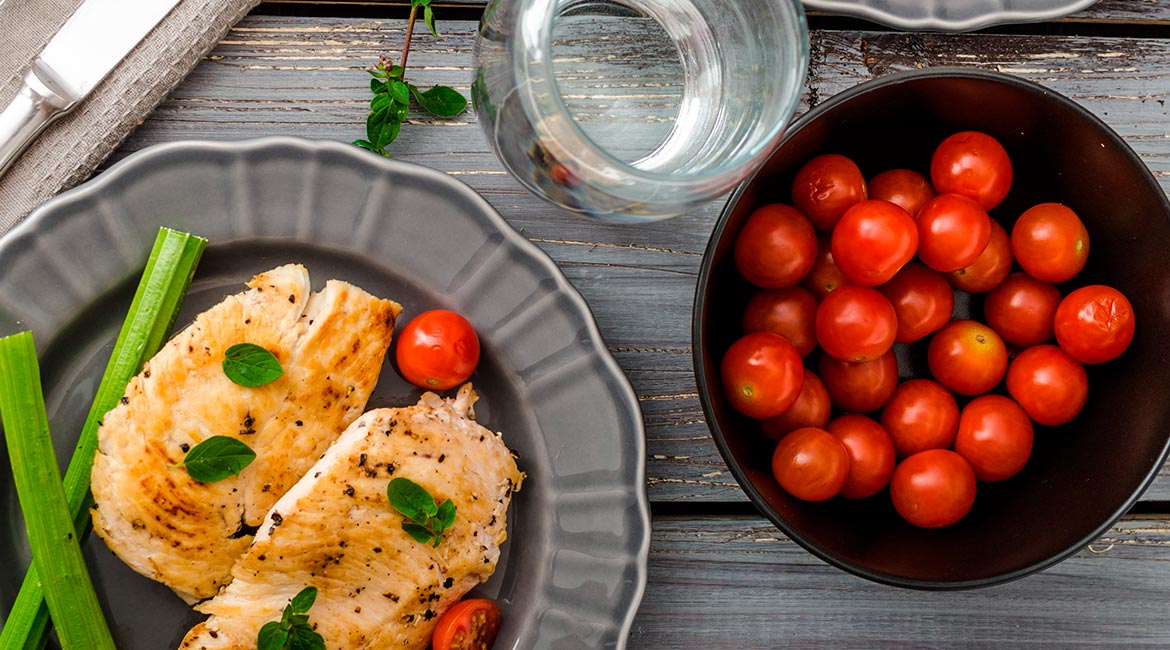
0,0 -> 184,178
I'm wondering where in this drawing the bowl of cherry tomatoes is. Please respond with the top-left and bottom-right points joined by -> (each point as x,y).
693,67 -> 1170,588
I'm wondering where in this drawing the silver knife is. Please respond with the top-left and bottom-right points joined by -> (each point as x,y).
0,0 -> 184,177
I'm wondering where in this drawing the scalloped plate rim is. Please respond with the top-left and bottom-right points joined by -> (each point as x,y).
803,0 -> 1100,31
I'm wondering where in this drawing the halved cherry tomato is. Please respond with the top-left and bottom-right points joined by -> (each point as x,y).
1006,344 -> 1088,426
742,286 -> 819,357
1053,284 -> 1136,364
880,379 -> 959,458
890,449 -> 977,528
915,193 -> 993,273
818,349 -> 899,414
396,309 -> 480,391
830,199 -> 919,286
983,272 -> 1062,348
877,263 -> 954,344
948,219 -> 1012,294
927,319 -> 1008,396
721,332 -> 804,419
432,598 -> 501,650
868,169 -> 935,217
771,427 -> 850,502
953,395 -> 1033,482
1011,203 -> 1090,283
734,204 -> 818,289
826,415 -> 896,499
814,285 -> 898,362
930,131 -> 1013,210
791,154 -> 868,231
801,234 -> 851,300
759,372 -> 831,441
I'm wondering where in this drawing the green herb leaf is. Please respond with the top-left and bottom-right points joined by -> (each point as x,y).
388,80 -> 411,105
367,68 -> 385,80
370,93 -> 392,113
436,498 -> 456,530
388,477 -> 436,521
176,436 -> 256,483
386,65 -> 404,80
258,622 -> 289,650
222,343 -> 283,387
410,0 -> 429,7
409,84 -> 468,118
423,5 -> 438,37
370,78 -> 385,94
402,522 -> 435,545
353,139 -> 376,151
290,586 -> 317,614
258,586 -> 325,650
289,627 -> 326,650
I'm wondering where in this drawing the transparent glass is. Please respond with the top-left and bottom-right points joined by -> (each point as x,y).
473,0 -> 809,222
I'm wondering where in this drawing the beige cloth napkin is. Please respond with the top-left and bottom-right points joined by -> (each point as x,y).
0,0 -> 260,235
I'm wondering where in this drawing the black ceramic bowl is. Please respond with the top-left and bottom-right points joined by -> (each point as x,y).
693,68 -> 1170,588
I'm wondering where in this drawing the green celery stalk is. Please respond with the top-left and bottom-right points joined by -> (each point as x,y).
0,228 -> 206,649
0,332 -> 115,648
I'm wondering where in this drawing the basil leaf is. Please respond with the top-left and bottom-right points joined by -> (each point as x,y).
436,498 -> 456,531
290,586 -> 317,614
387,477 -> 436,521
401,522 -> 434,545
289,626 -> 326,650
222,343 -> 283,387
424,5 -> 438,37
409,85 -> 467,118
388,81 -> 411,105
257,622 -> 288,650
178,436 -> 256,483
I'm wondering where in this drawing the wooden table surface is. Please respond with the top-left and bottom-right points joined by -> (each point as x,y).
110,0 -> 1170,645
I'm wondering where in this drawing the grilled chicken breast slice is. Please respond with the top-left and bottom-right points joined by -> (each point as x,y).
180,385 -> 523,650
91,264 -> 401,603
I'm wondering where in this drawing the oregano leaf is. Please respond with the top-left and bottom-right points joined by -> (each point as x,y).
222,343 -> 283,387
175,436 -> 256,483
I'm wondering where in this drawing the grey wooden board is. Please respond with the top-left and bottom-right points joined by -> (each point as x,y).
631,515 -> 1170,647
113,15 -> 1170,503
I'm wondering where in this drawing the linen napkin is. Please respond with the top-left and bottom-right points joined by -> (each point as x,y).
0,0 -> 260,236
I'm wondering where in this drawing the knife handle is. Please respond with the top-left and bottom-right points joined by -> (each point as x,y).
0,61 -> 77,179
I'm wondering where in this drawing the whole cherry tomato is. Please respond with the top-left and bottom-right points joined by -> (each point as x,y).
880,379 -> 960,458
927,319 -> 1008,396
948,219 -> 1012,294
868,168 -> 935,217
826,415 -> 897,499
801,234 -> 851,300
830,200 -> 919,286
915,193 -> 993,273
983,272 -> 1062,348
930,131 -> 1013,210
814,285 -> 898,362
953,395 -> 1034,482
742,286 -> 819,357
878,263 -> 954,343
1053,284 -> 1136,364
432,598 -> 501,650
1011,203 -> 1090,283
1006,344 -> 1089,426
721,332 -> 804,419
396,309 -> 481,391
771,427 -> 851,502
734,204 -> 819,289
759,372 -> 832,441
818,349 -> 899,414
890,449 -> 977,528
791,154 -> 868,231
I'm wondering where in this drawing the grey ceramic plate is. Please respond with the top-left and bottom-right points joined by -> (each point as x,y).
804,0 -> 1099,31
0,137 -> 649,649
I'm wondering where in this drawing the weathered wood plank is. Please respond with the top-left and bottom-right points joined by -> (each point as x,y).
114,16 -> 1170,503
632,515 -> 1170,647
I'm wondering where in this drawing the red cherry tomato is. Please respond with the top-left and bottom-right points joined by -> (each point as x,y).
830,200 -> 919,287
930,131 -> 1013,210
877,263 -> 954,344
983,272 -> 1062,348
742,286 -> 819,357
432,598 -> 501,650
948,219 -> 1012,294
791,154 -> 868,231
927,319 -> 1008,396
814,285 -> 898,362
1006,344 -> 1088,426
1053,284 -> 1136,364
826,415 -> 896,499
759,373 -> 831,441
880,379 -> 960,458
771,427 -> 850,502
396,309 -> 481,391
801,234 -> 851,300
915,193 -> 993,273
734,204 -> 818,289
890,449 -> 977,528
1011,203 -> 1090,283
721,332 -> 804,419
953,395 -> 1034,482
818,349 -> 899,414
868,169 -> 935,217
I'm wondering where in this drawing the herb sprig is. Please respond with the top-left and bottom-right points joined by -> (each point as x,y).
258,586 -> 325,650
172,436 -> 256,483
223,343 -> 283,387
387,477 -> 456,547
354,0 -> 469,157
